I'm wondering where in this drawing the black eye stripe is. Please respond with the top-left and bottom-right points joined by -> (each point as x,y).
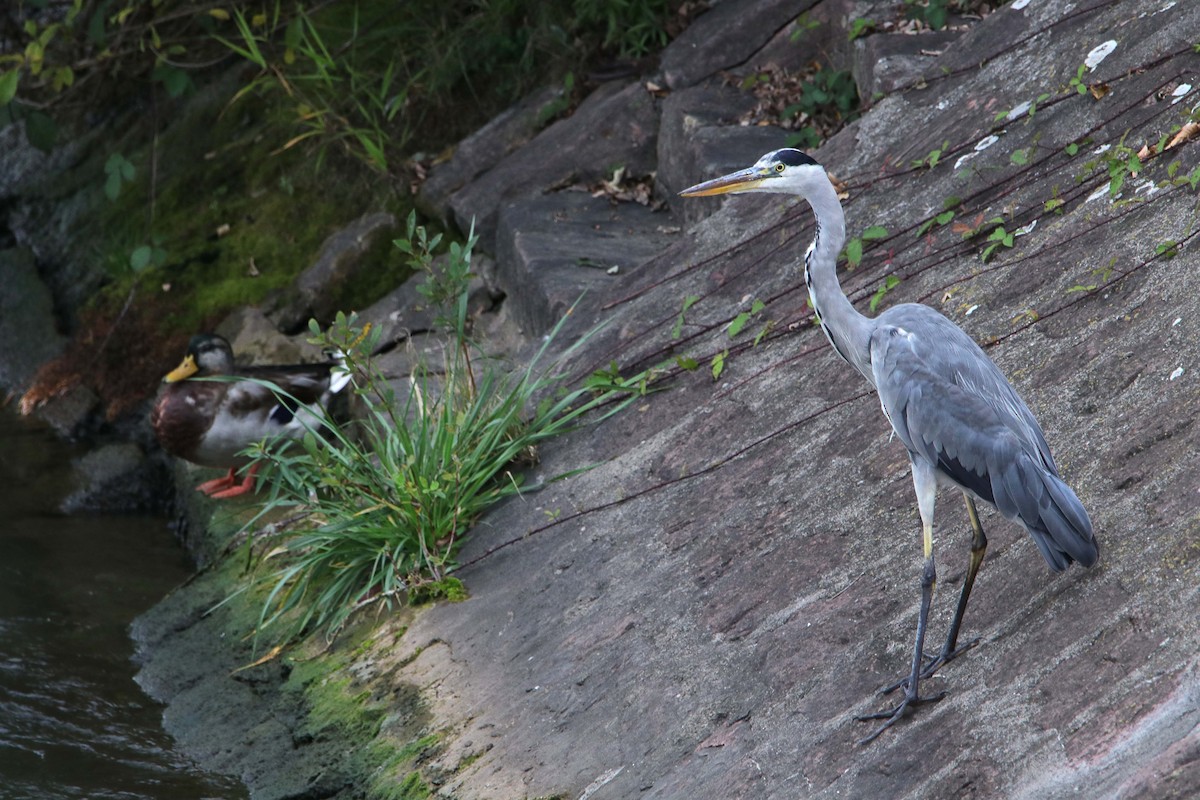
775,148 -> 818,167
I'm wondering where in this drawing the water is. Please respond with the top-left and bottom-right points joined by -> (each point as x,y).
0,408 -> 246,799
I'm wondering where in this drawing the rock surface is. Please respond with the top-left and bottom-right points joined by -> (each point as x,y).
447,80 -> 661,250
267,211 -> 398,334
370,1 -> 1200,798
495,191 -> 680,335
0,247 -> 67,399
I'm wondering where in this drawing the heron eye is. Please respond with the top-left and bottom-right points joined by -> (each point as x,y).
774,163 -> 786,173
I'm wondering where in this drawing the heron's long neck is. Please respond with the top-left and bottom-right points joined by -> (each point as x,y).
802,178 -> 875,384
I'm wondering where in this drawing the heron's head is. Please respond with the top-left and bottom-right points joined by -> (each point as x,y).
678,148 -> 826,198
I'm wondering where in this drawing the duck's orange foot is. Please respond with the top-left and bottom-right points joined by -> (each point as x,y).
195,465 -> 259,499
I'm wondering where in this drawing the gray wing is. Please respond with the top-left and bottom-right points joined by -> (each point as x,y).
876,304 -> 1057,472
870,306 -> 1097,571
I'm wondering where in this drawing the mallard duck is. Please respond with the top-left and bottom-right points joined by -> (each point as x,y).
151,333 -> 350,499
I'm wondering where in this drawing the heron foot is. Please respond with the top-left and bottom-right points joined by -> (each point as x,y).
854,688 -> 947,745
879,636 -> 980,695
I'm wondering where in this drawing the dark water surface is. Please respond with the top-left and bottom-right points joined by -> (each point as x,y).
0,408 -> 245,799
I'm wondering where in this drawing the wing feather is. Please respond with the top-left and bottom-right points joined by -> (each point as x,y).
870,309 -> 1097,571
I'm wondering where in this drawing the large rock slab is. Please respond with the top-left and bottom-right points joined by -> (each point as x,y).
658,0 -> 820,90
495,191 -> 681,336
449,80 -> 660,249
369,0 -> 1200,798
656,82 -> 788,225
416,86 -> 565,226
852,29 -> 962,98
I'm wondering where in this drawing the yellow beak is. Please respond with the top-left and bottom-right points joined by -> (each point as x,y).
163,354 -> 198,383
678,166 -> 771,197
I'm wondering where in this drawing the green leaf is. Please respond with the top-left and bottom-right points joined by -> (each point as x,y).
0,69 -> 20,107
104,171 -> 121,200
869,275 -> 901,313
1010,149 -> 1028,165
1155,240 -> 1178,259
847,18 -> 875,41
23,110 -> 57,152
51,66 -> 73,93
675,355 -> 698,371
130,245 -> 153,271
1065,142 -> 1080,156
935,210 -> 955,225
153,65 -> 192,98
727,311 -> 751,339
672,294 -> 700,339
844,238 -> 863,268
710,351 -> 727,381
861,225 -> 888,241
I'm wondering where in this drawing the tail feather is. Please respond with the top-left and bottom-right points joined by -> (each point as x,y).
992,452 -> 1098,572
1026,469 -> 1099,572
328,349 -> 353,395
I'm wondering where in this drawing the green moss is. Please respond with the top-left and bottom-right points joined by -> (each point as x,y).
272,644 -> 442,799
381,770 -> 432,800
84,75 -> 408,335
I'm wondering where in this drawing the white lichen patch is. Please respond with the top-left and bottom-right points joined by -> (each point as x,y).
1015,219 -> 1038,236
1086,183 -> 1112,203
1170,84 -> 1193,105
954,134 -> 1001,170
1135,180 -> 1166,198
1012,0 -> 1031,8
975,134 -> 1000,151
1085,40 -> 1117,71
1007,100 -> 1032,120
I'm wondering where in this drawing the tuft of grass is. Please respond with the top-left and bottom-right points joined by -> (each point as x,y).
238,218 -> 650,643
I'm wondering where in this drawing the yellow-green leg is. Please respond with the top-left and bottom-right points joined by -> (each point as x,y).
855,463 -> 948,744
880,492 -> 988,695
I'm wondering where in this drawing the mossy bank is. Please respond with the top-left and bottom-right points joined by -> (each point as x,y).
131,477 -> 450,800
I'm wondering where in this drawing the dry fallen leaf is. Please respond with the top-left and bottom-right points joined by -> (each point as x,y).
1168,121 -> 1200,150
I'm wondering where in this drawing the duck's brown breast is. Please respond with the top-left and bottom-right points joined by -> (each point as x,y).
151,383 -> 221,461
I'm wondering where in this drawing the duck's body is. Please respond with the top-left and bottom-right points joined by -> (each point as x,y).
151,334 -> 350,498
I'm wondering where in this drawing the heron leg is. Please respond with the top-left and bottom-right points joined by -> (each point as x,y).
855,552 -> 946,744
936,494 -> 988,660
881,493 -> 987,693
856,464 -> 946,744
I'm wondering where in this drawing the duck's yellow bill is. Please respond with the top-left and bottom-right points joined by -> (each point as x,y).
163,354 -> 198,383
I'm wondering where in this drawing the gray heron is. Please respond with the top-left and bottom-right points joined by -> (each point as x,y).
679,149 -> 1099,744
